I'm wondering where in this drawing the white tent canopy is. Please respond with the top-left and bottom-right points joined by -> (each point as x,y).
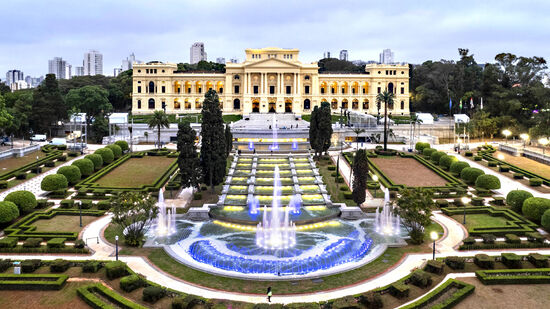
454,114 -> 470,123
109,113 -> 128,124
69,113 -> 86,123
415,113 -> 434,125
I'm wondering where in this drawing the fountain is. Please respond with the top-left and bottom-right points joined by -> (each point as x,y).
374,187 -> 401,235
269,114 -> 279,151
156,187 -> 176,236
255,166 -> 297,250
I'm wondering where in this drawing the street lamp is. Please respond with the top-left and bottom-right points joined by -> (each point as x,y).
462,196 -> 471,224
430,231 -> 439,260
36,156 -> 39,174
372,174 -> 379,198
115,235 -> 119,261
520,133 -> 529,150
539,137 -> 549,155
502,129 -> 511,144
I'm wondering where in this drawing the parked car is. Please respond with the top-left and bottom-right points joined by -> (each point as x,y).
49,138 -> 67,146
0,136 -> 12,146
30,134 -> 47,141
68,143 -> 87,151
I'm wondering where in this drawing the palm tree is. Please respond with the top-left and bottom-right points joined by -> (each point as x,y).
353,128 -> 366,146
376,91 -> 395,151
147,110 -> 170,149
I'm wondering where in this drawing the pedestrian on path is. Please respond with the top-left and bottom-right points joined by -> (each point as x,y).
267,286 -> 272,302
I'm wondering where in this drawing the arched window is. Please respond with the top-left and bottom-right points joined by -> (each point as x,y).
304,99 -> 311,110
233,99 -> 240,110
137,100 -> 142,109
148,98 -> 155,109
352,99 -> 359,110
304,75 -> 310,80
234,75 -> 240,80
363,99 -> 369,110
388,82 -> 394,94
331,99 -> 338,110
388,101 -> 394,110
174,99 -> 180,109
341,99 -> 348,109
148,81 -> 155,93
400,101 -> 405,110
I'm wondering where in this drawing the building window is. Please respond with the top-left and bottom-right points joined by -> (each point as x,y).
174,100 -> 180,109
233,99 -> 240,110
198,87 -> 202,94
377,87 -> 381,94
148,98 -> 155,109
331,87 -> 335,94
286,86 -> 291,94
137,86 -> 141,93
234,75 -> 240,80
321,88 -> 325,94
352,100 -> 358,109
161,86 -> 165,93
400,87 -> 405,94
400,101 -> 405,109
341,87 -> 346,94
148,81 -> 155,93
219,88 -> 223,94
270,85 -> 275,94
208,87 -> 212,91
362,87 -> 366,94
352,88 -> 356,94
363,100 -> 369,109
304,99 -> 311,110
253,85 -> 259,94
234,85 -> 240,94
331,100 -> 338,110
161,101 -> 166,110
305,85 -> 310,94
137,100 -> 141,109
304,75 -> 310,80
187,88 -> 191,94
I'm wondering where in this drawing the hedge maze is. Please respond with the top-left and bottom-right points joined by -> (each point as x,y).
0,145 -> 64,188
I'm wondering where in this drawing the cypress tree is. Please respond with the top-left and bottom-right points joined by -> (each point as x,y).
317,101 -> 333,155
352,149 -> 368,205
309,106 -> 319,156
200,90 -> 227,190
224,124 -> 233,156
177,122 -> 201,189
31,74 -> 66,135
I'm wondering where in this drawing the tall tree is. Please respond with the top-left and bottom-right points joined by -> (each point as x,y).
309,101 -> 333,157
110,192 -> 158,247
308,106 -> 319,156
177,122 -> 201,189
393,188 -> 435,244
352,149 -> 369,205
0,96 -> 14,135
147,110 -> 170,149
200,90 -> 227,190
65,85 -> 112,140
224,124 -> 233,156
31,74 -> 66,135
3,90 -> 32,137
108,70 -> 133,111
376,91 -> 395,151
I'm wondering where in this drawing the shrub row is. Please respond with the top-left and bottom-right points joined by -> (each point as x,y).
0,274 -> 68,290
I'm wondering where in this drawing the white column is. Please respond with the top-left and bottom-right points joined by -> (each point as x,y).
297,73 -> 301,96
243,73 -> 247,95
247,73 -> 251,95
260,73 -> 264,94
293,73 -> 297,95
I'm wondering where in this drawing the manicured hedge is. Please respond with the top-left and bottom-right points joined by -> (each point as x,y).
0,237 -> 17,248
541,208 -> 550,231
399,279 -> 474,309
439,155 -> 458,170
105,260 -> 127,280
77,283 -> 148,309
47,238 -> 66,248
460,167 -> 484,185
522,197 -> 550,222
506,190 -> 533,213
475,174 -> 501,190
530,177 -> 543,186
444,256 -> 465,270
41,174 -> 68,192
85,154 -> 103,171
4,190 -> 37,213
106,144 -> 123,159
430,151 -> 446,164
528,253 -> 548,268
0,274 -> 68,290
142,285 -> 165,302
0,201 -> 19,223
449,161 -> 469,174
415,142 -> 430,152
120,274 -> 143,292
423,147 -> 436,157
94,148 -> 115,165
501,253 -> 522,269
57,166 -> 81,185
476,268 -> 550,285
115,140 -> 129,152
474,254 -> 494,269
72,158 -> 95,177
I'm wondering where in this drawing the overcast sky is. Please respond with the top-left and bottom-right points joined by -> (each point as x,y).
2,0 -> 549,78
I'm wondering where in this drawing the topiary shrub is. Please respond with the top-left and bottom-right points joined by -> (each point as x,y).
120,274 -> 143,292
460,167 -> 485,185
358,292 -> 383,309
0,237 -> 17,248
0,180 -> 7,189
106,144 -> 123,159
422,147 -> 436,157
410,269 -> 433,288
415,142 -> 430,152
58,155 -> 67,162
50,259 -> 70,273
513,173 -> 524,179
506,190 -> 533,213
97,200 -> 111,210
481,234 -> 496,244
74,239 -> 85,249
501,253 -> 522,269
522,197 -> 550,222
0,201 -> 19,223
430,151 -> 446,164
142,286 -> 165,303
4,190 -> 37,213
105,260 -> 127,279
424,260 -> 445,275
22,238 -> 42,248
114,140 -> 129,152
487,161 -> 498,167
449,161 -> 470,175
15,172 -> 26,180
72,158 -> 94,177
526,232 -> 544,243
56,166 -> 81,185
541,209 -> 550,232
80,200 -> 92,209
528,253 -> 548,268
471,197 -> 484,206
59,199 -> 75,209
436,200 -> 449,208
21,259 -> 41,273
44,161 -> 55,167
474,155 -> 482,161
464,151 -> 473,157
41,174 -> 68,192
499,165 -> 510,172
46,238 -> 66,248
389,283 -> 410,298
474,254 -> 494,269
529,178 -> 543,187
475,174 -> 501,190
82,261 -> 102,273
463,237 -> 476,245
504,234 -> 521,244
439,155 -> 458,170
94,148 -> 114,165
85,154 -> 103,171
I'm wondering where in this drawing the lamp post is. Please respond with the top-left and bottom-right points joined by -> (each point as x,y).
430,231 -> 438,260
462,196 -> 471,225
502,129 -> 511,144
115,235 -> 119,261
372,174 -> 379,198
520,133 -> 529,150
539,137 -> 549,155
36,156 -> 39,174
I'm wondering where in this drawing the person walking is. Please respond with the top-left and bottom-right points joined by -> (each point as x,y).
267,286 -> 272,302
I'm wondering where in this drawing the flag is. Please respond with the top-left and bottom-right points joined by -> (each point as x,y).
449,98 -> 452,111
480,97 -> 483,110
459,99 -> 462,110
470,97 -> 474,109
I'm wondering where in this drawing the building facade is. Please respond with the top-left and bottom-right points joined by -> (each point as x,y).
6,70 -> 24,86
84,50 -> 103,76
132,47 -> 410,116
379,49 -> 394,64
339,50 -> 348,61
48,57 -> 67,79
190,42 -> 207,64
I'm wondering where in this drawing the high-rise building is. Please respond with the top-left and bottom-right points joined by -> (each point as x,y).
6,70 -> 24,86
190,42 -> 207,64
74,66 -> 84,77
24,76 -> 43,88
379,49 -> 394,64
65,64 -> 72,79
122,53 -> 136,71
48,57 -> 67,79
84,50 -> 103,75
339,50 -> 348,61
114,68 -> 122,77
323,51 -> 331,59
216,57 -> 226,64
229,57 -> 238,63
10,80 -> 30,91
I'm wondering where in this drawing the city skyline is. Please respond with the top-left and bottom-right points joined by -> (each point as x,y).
1,0 -> 549,77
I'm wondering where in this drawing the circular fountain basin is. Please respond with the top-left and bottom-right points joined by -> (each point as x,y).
210,205 -> 340,225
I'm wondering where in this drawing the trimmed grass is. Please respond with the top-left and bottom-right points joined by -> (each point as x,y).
493,150 -> 550,179
370,156 -> 449,187
0,281 -> 90,309
451,214 -> 510,230
32,215 -> 98,233
95,156 -> 175,188
0,150 -> 47,176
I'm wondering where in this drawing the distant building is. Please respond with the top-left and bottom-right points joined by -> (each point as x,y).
6,70 -> 24,86
122,53 -> 136,71
84,50 -> 103,75
323,51 -> 331,59
229,57 -> 238,63
65,64 -> 72,79
10,80 -> 30,91
339,50 -> 348,61
190,42 -> 207,64
74,66 -> 84,77
379,49 -> 394,64
48,57 -> 67,79
24,76 -> 43,88
114,68 -> 122,77
351,60 -> 367,66
216,57 -> 226,64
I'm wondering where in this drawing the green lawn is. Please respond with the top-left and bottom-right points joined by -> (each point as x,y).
451,213 -> 510,230
32,215 -> 98,233
0,281 -> 90,308
317,157 -> 355,206
94,156 -> 175,187
0,150 -> 47,176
